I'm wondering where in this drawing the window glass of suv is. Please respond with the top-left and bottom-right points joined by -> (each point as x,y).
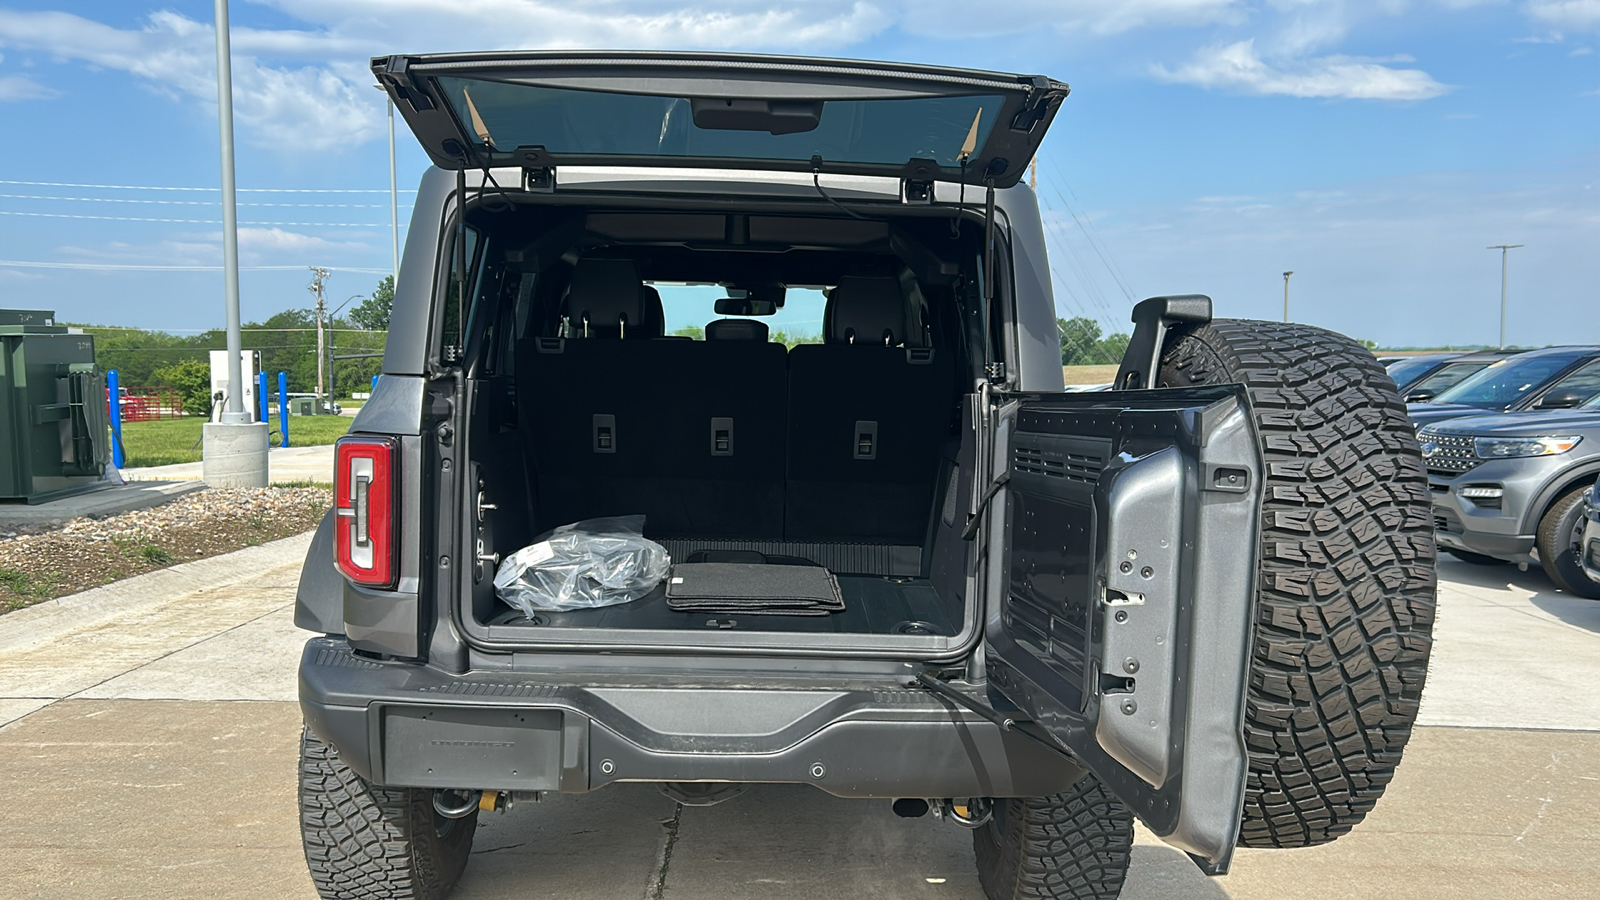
1406,360 -> 1493,397
1385,356 -> 1446,386
436,78 -> 1008,170
1536,358 -> 1600,407
1430,352 -> 1588,408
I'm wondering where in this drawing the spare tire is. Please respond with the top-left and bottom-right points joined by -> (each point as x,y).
1157,320 -> 1437,849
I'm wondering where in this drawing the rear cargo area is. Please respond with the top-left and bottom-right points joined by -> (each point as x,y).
454,204 -> 987,648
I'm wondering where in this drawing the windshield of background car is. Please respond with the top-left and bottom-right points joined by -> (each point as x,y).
1406,361 -> 1492,396
1385,356 -> 1445,386
1432,353 -> 1587,407
436,78 -> 1007,169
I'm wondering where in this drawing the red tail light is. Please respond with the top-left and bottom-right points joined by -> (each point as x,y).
335,436 -> 398,589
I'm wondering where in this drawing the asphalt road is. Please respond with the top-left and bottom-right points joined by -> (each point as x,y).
1,539 -> 1597,900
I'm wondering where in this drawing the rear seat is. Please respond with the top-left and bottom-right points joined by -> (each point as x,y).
784,276 -> 954,543
519,258 -> 787,539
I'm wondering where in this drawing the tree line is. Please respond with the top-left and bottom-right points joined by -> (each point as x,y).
74,277 -> 393,416
1059,316 -> 1132,366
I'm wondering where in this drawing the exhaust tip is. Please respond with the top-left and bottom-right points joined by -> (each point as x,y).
892,798 -> 930,818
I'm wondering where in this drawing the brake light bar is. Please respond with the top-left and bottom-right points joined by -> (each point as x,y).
335,436 -> 398,589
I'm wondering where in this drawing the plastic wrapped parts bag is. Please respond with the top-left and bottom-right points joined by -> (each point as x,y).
493,516 -> 670,616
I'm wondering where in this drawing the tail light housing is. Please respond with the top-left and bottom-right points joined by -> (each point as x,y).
335,436 -> 398,589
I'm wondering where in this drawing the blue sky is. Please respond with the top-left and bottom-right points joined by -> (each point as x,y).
0,1 -> 1595,347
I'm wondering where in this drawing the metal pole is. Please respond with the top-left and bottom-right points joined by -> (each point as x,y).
278,372 -> 290,448
1282,271 -> 1293,323
108,369 -> 125,469
1487,245 -> 1523,349
389,96 -> 400,283
213,0 -> 247,423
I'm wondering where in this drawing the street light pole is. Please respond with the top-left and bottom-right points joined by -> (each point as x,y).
201,0 -> 268,488
214,0 -> 245,423
1282,271 -> 1293,323
1487,245 -> 1523,349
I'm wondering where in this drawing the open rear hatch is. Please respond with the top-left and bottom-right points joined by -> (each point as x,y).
374,51 -> 1067,190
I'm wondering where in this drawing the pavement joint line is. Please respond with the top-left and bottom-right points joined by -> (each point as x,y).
644,802 -> 684,900
1415,723 -> 1600,735
58,601 -> 298,704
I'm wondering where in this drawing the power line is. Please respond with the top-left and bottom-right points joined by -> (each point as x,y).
0,193 -> 411,209
0,210 -> 399,227
0,260 -> 391,274
0,179 -> 416,194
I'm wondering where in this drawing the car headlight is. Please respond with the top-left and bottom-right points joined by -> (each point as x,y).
1472,435 -> 1583,458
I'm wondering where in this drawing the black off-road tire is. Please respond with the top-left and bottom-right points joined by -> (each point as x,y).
973,776 -> 1134,900
1537,487 -> 1600,599
1443,548 -> 1506,566
299,727 -> 478,900
1157,320 -> 1437,849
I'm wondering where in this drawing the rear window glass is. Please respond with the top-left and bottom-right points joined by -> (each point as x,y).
1407,361 -> 1489,396
1433,353 -> 1586,407
437,78 -> 1006,169
655,284 -> 825,347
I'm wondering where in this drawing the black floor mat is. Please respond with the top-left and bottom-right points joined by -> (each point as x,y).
666,562 -> 844,616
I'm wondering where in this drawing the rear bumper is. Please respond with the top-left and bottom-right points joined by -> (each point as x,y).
298,637 -> 1085,799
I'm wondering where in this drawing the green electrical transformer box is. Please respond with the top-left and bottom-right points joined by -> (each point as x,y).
0,310 -> 110,503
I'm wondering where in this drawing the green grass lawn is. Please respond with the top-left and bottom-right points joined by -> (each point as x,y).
118,415 -> 353,468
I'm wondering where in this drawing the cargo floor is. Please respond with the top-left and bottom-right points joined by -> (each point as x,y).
488,575 -> 957,636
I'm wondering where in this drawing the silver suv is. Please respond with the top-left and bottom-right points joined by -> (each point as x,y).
291,51 -> 1438,900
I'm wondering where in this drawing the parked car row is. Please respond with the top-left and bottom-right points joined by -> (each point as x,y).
1389,347 -> 1600,599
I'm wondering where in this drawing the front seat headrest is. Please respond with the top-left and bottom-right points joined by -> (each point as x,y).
826,276 -> 905,346
705,318 -> 769,342
568,258 -> 644,338
640,285 -> 665,338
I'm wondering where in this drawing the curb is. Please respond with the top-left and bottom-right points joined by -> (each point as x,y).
0,531 -> 315,654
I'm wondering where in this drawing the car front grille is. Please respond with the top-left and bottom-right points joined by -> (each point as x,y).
1422,431 -> 1481,476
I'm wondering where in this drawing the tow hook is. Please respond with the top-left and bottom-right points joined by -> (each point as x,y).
432,789 -> 479,819
932,797 -> 994,829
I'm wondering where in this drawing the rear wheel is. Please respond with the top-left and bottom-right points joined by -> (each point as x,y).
1443,548 -> 1506,566
973,776 -> 1133,900
299,727 -> 478,900
1537,487 -> 1600,599
1158,320 -> 1437,849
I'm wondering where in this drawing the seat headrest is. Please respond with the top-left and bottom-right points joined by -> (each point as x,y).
640,285 -> 665,338
568,258 -> 644,338
705,318 -> 769,342
827,276 -> 905,346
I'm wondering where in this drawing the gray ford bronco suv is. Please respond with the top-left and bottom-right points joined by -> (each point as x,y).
293,51 -> 1437,900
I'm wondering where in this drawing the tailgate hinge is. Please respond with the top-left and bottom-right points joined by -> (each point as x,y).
376,56 -> 434,112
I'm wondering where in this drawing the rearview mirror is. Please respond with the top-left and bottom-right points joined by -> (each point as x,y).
1535,388 -> 1588,410
717,282 -> 785,316
714,296 -> 777,316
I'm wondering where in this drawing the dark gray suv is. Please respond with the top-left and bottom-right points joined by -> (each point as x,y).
1421,395 -> 1600,598
291,51 -> 1437,900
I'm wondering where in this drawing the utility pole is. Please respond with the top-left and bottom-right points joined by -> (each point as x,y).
1282,271 -> 1294,323
309,266 -> 330,406
201,0 -> 268,487
1487,245 -> 1523,349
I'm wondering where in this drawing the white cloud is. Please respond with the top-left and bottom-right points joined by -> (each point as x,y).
1153,39 -> 1450,100
1526,0 -> 1600,31
0,72 -> 57,100
0,10 -> 381,151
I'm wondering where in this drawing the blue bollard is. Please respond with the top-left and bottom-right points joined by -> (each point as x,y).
371,374 -> 379,393
278,371 -> 290,449
257,371 -> 269,426
107,369 -> 125,468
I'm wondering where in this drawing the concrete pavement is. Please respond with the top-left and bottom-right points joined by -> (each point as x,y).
0,550 -> 1596,899
122,445 -> 336,485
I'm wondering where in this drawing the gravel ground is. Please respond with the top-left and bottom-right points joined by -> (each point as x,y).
0,487 -> 330,614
